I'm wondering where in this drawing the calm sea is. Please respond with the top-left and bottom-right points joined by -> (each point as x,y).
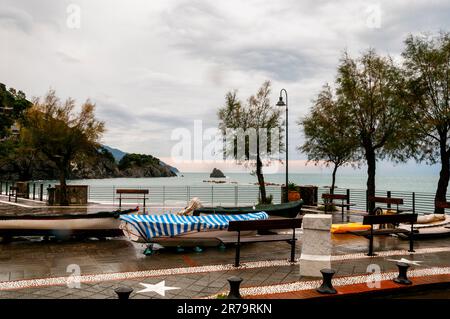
64,172 -> 441,194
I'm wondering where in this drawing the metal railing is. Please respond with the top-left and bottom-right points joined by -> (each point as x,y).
317,187 -> 442,214
0,181 -> 282,207
0,180 -> 447,214
0,181 -> 48,202
103,185 -> 283,207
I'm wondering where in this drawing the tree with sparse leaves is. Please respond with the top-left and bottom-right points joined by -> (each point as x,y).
299,84 -> 358,194
402,32 -> 450,213
335,50 -> 411,213
23,90 -> 104,205
218,81 -> 284,204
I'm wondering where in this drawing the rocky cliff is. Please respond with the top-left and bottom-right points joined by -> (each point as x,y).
0,147 -> 178,180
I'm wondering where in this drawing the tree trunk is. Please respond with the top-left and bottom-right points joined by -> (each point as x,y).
59,169 -> 69,206
366,147 -> 376,214
256,154 -> 267,204
331,163 -> 338,195
435,138 -> 450,214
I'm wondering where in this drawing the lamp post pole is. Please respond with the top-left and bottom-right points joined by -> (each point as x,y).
276,89 -> 288,202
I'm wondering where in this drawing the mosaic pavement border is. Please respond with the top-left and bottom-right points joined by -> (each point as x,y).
1,246 -> 449,291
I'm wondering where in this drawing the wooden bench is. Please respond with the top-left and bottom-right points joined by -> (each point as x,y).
349,214 -> 417,256
322,193 -> 355,221
8,186 -> 27,203
116,189 -> 149,210
218,217 -> 303,267
435,201 -> 450,210
368,196 -> 413,214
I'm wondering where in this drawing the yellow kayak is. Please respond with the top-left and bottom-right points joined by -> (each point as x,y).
331,223 -> 371,234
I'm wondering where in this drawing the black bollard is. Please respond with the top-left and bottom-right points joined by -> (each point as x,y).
316,268 -> 337,294
393,262 -> 412,285
227,276 -> 243,299
114,287 -> 133,300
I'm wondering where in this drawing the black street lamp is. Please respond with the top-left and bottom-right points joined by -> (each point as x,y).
276,89 -> 288,202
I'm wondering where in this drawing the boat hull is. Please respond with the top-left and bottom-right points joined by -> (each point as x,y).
0,208 -> 137,240
193,200 -> 303,218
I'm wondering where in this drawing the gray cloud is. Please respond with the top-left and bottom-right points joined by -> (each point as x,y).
1,0 -> 449,165
0,6 -> 34,33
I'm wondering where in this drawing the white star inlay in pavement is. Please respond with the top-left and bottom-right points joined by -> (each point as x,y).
136,280 -> 180,296
386,257 -> 423,266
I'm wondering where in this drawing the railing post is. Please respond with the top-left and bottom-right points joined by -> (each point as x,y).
365,189 -> 369,213
412,192 -> 415,214
186,185 -> 191,205
5,181 -> 9,195
346,189 -> 350,211
33,183 -> 36,200
162,186 -> 165,207
39,184 -> 43,201
0,181 -> 2,194
387,191 -> 391,209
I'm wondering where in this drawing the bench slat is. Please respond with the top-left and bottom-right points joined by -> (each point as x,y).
368,196 -> 403,205
435,201 -> 450,209
349,228 -> 410,236
363,214 -> 417,225
228,217 -> 302,232
116,189 -> 149,194
116,197 -> 148,200
218,234 -> 294,244
322,194 -> 348,200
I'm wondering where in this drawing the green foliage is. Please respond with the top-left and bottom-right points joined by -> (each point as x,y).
23,90 -> 104,204
336,50 -> 410,161
218,81 -> 284,161
299,84 -> 358,168
401,32 -> 450,212
118,153 -> 159,170
287,182 -> 298,191
98,146 -> 116,164
0,83 -> 32,139
299,83 -> 358,192
258,194 -> 273,205
217,81 -> 285,203
402,32 -> 450,164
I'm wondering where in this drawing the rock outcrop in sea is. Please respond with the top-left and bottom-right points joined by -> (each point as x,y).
209,168 -> 225,178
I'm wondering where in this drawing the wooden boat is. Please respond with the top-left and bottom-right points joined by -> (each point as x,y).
193,200 -> 303,218
398,214 -> 450,239
0,207 -> 138,241
119,212 -> 269,251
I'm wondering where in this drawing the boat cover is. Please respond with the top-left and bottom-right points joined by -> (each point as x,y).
119,212 -> 269,240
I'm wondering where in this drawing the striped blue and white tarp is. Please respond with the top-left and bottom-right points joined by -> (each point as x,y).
119,212 -> 269,241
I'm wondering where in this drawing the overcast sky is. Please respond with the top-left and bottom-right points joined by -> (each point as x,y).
1,0 -> 449,173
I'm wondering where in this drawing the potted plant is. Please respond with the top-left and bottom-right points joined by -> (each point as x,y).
287,182 -> 301,202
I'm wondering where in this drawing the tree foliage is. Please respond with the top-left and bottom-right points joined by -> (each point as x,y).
118,153 -> 159,170
218,81 -> 284,203
23,90 -> 104,205
402,32 -> 450,212
336,50 -> 411,212
0,83 -> 32,139
299,84 -> 358,193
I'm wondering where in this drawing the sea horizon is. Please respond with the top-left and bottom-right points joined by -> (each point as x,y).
54,171 -> 444,195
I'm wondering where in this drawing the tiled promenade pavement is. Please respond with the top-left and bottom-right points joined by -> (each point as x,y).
0,201 -> 449,299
